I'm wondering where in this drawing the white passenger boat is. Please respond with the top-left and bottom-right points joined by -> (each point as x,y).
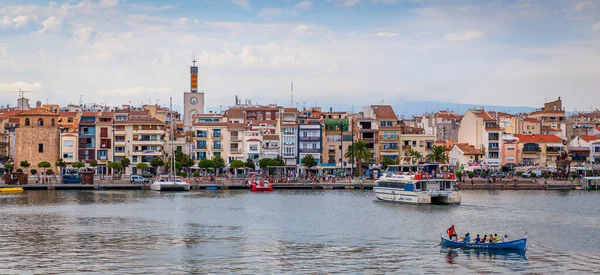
374,163 -> 461,205
150,175 -> 190,191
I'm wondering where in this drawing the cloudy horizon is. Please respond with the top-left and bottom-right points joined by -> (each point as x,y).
1,0 -> 599,112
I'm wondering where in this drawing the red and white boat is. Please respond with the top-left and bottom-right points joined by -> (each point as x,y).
250,175 -> 273,192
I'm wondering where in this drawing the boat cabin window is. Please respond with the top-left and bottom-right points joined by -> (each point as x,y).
446,181 -> 452,190
416,182 -> 421,191
379,181 -> 405,189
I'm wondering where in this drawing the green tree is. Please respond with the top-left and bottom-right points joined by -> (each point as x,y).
19,160 -> 30,173
4,163 -> 13,172
381,157 -> 397,170
425,145 -> 449,163
165,161 -> 183,174
37,161 -> 51,173
136,163 -> 148,175
274,155 -> 285,166
30,169 -> 37,176
516,171 -> 523,178
230,160 -> 244,169
258,158 -> 276,169
230,160 -> 245,176
468,172 -> 475,179
405,149 -> 423,163
213,155 -> 225,175
193,171 -> 200,177
150,157 -> 165,175
56,158 -> 67,175
344,140 -> 373,176
89,159 -> 98,172
107,162 -> 123,175
301,155 -> 318,175
180,171 -> 188,178
244,158 -> 255,170
72,161 -> 86,172
120,157 -> 131,171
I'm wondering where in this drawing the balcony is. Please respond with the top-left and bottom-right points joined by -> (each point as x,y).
402,145 -> 411,151
230,148 -> 243,154
380,145 -> 399,152
231,136 -> 241,141
0,142 -> 9,147
379,135 -> 399,141
196,146 -> 207,150
262,146 -> 280,150
362,137 -> 375,143
98,155 -> 108,160
488,147 -> 500,151
299,136 -> 320,141
299,148 -> 321,153
523,148 -> 541,153
133,140 -> 163,145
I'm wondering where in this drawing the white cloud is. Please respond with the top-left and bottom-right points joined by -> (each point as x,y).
328,0 -> 360,8
0,81 -> 42,92
12,16 -> 29,27
375,32 -> 399,37
574,1 -> 595,12
99,0 -> 120,8
294,1 -> 313,11
593,22 -> 600,31
129,4 -> 176,11
76,27 -> 96,44
443,30 -> 483,41
232,0 -> 251,8
259,8 -> 285,17
38,16 -> 63,33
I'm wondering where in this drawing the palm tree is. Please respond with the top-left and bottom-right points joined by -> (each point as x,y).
405,149 -> 422,164
425,145 -> 449,163
345,140 -> 373,176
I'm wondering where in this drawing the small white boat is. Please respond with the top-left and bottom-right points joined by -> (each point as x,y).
151,176 -> 190,191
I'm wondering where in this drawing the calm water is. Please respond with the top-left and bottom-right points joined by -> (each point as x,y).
0,190 -> 599,274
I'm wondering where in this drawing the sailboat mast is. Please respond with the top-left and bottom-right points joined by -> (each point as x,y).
170,97 -> 175,178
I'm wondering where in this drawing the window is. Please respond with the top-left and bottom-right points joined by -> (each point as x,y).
51,119 -> 55,127
196,130 -> 207,137
100,127 -> 108,137
63,153 -> 73,159
213,141 -> 221,149
115,146 -> 125,153
38,143 -> 44,153
197,140 -> 206,149
25,118 -> 30,126
197,152 -> 207,160
507,146 -> 515,151
250,145 -> 258,151
37,118 -> 44,126
213,129 -> 221,137
132,156 -> 138,162
116,136 -> 125,142
151,135 -> 158,141
380,121 -> 393,127
63,140 -> 74,147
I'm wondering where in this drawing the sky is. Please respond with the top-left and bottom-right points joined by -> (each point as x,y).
0,0 -> 599,113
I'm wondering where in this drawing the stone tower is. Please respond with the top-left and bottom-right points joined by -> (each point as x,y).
183,59 -> 205,130
14,101 -> 60,172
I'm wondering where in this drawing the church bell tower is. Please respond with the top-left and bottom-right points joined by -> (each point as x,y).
183,59 -> 205,129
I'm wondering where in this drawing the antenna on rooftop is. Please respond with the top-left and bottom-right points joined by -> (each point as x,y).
291,81 -> 294,108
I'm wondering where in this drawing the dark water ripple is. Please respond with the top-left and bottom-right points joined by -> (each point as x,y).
0,190 -> 599,274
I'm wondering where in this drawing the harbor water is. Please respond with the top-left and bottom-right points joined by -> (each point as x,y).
0,190 -> 599,274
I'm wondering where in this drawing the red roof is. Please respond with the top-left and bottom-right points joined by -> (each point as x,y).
0,110 -> 23,118
514,134 -> 564,143
524,118 -> 539,123
472,109 -> 495,121
455,143 -> 484,155
371,105 -> 397,120
17,107 -> 59,116
580,136 -> 600,142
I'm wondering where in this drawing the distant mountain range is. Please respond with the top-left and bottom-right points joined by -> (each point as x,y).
201,100 -> 536,117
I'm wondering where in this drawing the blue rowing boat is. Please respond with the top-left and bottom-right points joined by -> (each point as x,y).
440,234 -> 527,251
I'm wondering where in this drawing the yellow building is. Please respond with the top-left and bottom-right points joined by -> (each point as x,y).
192,114 -> 228,162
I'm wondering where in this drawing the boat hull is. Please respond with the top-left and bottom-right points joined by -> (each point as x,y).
441,236 -> 527,251
251,183 -> 273,192
0,187 -> 23,193
374,188 -> 430,205
150,182 -> 190,191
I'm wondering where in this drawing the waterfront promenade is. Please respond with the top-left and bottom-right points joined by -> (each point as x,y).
0,177 -> 584,191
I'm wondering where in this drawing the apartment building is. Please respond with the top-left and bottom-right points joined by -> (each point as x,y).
458,109 -> 503,168
568,136 -> 600,165
358,107 -> 379,158
113,109 -> 165,175
0,109 -> 21,162
262,134 -> 280,159
57,112 -> 79,133
94,112 -> 114,175
78,112 -> 97,162
505,116 -> 541,135
513,134 -> 566,166
421,111 -> 462,142
191,114 -> 228,162
280,108 -> 298,165
449,143 -> 485,167
527,97 -> 567,138
298,108 -> 323,165
60,132 -> 78,170
322,112 -> 355,168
